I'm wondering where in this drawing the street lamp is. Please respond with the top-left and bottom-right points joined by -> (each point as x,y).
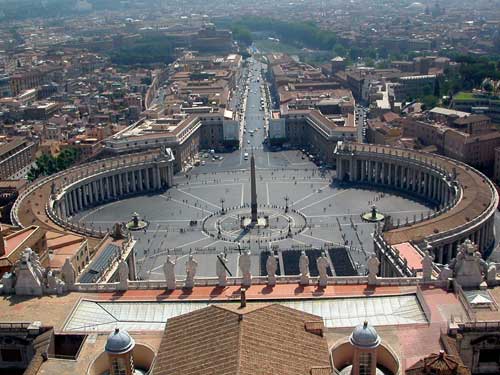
284,195 -> 290,213
220,198 -> 225,214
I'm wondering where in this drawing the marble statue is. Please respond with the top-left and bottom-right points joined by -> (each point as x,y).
487,264 -> 497,285
163,255 -> 176,290
111,222 -> 127,240
61,257 -> 76,286
185,255 -> 198,288
117,260 -> 129,291
14,248 -> 45,296
449,239 -> 488,288
299,250 -> 309,285
239,250 -> 252,286
266,253 -> 277,286
438,266 -> 453,281
317,253 -> 329,287
47,270 -> 65,295
421,251 -> 434,281
367,255 -> 380,286
216,253 -> 228,287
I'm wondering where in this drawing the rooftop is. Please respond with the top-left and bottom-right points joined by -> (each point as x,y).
152,303 -> 332,375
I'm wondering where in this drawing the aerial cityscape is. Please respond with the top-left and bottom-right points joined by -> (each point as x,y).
0,0 -> 499,374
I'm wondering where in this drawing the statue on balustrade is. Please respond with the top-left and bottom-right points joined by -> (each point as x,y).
216,252 -> 228,287
449,239 -> 496,288
47,270 -> 65,295
163,255 -> 176,290
421,251 -> 434,282
266,253 -> 277,286
317,253 -> 329,287
367,255 -> 380,286
185,255 -> 198,289
299,250 -> 309,285
62,257 -> 76,287
239,250 -> 252,287
118,260 -> 129,291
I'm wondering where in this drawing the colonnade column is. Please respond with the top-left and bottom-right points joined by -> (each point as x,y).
77,187 -> 83,209
66,194 -> 73,216
145,168 -> 151,190
119,173 -> 124,195
72,190 -> 78,212
125,172 -> 130,194
157,167 -> 162,189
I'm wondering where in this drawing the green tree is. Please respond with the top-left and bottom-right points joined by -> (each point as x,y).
27,149 -> 80,182
231,25 -> 253,46
421,95 -> 438,110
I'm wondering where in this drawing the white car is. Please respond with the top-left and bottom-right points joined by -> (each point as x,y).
247,140 -> 251,144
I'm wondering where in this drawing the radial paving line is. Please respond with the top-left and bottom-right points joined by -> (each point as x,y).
161,196 -> 214,214
292,184 -> 330,206
299,190 -> 348,211
177,188 -> 221,209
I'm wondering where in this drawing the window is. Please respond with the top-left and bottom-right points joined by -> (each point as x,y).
1,348 -> 23,362
359,352 -> 373,375
479,349 -> 500,363
111,357 -> 128,375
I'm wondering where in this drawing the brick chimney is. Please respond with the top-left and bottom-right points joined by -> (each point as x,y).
240,288 -> 247,308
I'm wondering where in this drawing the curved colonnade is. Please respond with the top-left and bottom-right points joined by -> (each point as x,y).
335,142 -> 498,266
11,149 -> 175,238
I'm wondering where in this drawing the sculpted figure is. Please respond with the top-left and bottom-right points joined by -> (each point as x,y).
299,251 -> 310,285
118,260 -> 129,291
163,255 -> 176,290
216,252 -> 228,287
185,255 -> 198,288
421,252 -> 434,281
266,253 -> 278,286
367,256 -> 380,285
317,253 -> 329,287
239,250 -> 252,286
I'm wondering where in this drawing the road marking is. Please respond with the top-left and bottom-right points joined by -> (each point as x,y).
291,238 -> 307,245
160,196 -> 214,214
299,190 -> 348,211
77,200 -> 123,222
176,236 -> 212,249
203,240 -> 222,249
241,183 -> 245,206
266,183 -> 270,205
177,189 -> 221,209
292,184 -> 330,206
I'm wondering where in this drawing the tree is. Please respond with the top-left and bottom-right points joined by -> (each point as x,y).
231,25 -> 253,47
421,95 -> 438,110
27,149 -> 80,182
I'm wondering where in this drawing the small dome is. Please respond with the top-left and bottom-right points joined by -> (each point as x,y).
105,328 -> 135,354
349,321 -> 380,349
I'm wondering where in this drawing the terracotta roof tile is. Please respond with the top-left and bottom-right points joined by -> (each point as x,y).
152,304 -> 332,375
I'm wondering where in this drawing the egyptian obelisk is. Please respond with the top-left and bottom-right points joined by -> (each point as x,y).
250,152 -> 258,223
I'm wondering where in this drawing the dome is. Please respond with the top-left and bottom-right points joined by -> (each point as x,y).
349,321 -> 380,349
105,328 -> 135,354
408,2 -> 425,8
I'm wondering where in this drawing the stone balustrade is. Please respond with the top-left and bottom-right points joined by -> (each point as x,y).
335,142 -> 498,263
11,149 -> 175,234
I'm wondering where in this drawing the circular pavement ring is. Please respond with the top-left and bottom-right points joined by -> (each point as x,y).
202,205 -> 308,243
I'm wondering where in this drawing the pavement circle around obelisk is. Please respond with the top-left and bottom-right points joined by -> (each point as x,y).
202,205 -> 308,243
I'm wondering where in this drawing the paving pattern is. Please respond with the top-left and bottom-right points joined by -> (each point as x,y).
73,161 -> 431,279
72,59 -> 431,279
